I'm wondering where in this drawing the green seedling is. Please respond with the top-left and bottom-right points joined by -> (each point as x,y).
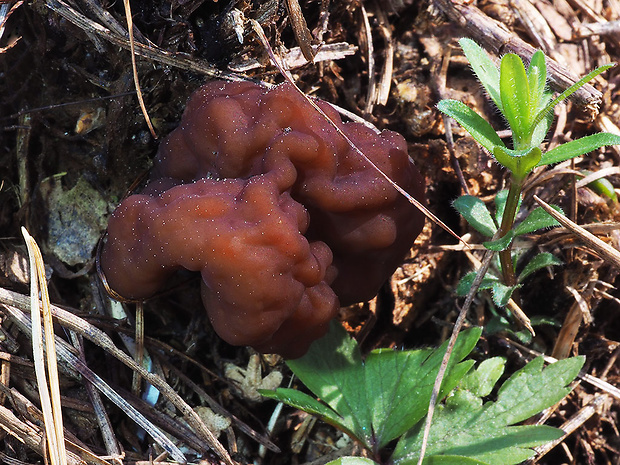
261,322 -> 584,465
438,38 -> 620,300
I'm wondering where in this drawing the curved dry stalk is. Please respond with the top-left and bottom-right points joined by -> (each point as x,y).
22,228 -> 67,465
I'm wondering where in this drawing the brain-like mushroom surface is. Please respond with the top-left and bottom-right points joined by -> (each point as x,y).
101,81 -> 426,358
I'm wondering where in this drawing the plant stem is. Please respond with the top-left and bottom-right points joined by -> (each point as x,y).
498,176 -> 523,287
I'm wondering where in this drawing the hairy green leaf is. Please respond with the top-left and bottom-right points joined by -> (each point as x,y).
539,133 -> 620,166
483,231 -> 515,251
453,195 -> 497,237
531,63 -> 616,132
500,53 -> 531,145
493,146 -> 542,179
459,38 -> 502,111
437,100 -> 506,153
518,252 -> 563,283
527,50 -> 547,111
456,271 -> 500,297
514,206 -> 561,235
491,282 -> 519,307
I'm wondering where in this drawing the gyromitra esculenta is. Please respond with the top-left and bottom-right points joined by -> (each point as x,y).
100,81 -> 425,358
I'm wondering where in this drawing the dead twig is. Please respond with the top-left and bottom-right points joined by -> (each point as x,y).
534,195 -> 620,268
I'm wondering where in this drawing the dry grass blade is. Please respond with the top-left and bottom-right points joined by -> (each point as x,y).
534,195 -> 620,268
68,332 -> 122,461
21,227 -> 67,465
0,287 -> 235,465
1,301 -> 187,463
132,302 -> 145,396
122,0 -> 157,139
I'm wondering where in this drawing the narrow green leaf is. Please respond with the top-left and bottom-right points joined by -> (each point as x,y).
287,321 -> 372,443
530,63 -> 616,133
460,357 -> 506,397
459,38 -> 502,111
437,100 -> 506,153
483,231 -> 515,251
530,109 -> 553,148
456,271 -> 500,296
514,206 -> 562,235
325,458 -> 378,465
258,388 -> 350,434
539,132 -> 620,166
453,195 -> 497,237
518,252 -> 563,282
500,53 -> 531,144
527,50 -> 547,109
580,170 -> 618,201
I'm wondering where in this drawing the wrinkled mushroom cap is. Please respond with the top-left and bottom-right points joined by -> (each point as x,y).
101,81 -> 425,358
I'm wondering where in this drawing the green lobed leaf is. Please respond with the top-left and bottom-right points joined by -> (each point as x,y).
437,100 -> 506,153
453,195 -> 498,237
456,271 -> 500,297
286,321 -> 372,444
514,206 -> 562,235
518,252 -> 563,283
392,356 -> 584,465
285,323 -> 482,451
538,132 -> 620,166
459,38 -> 502,111
398,455 -> 492,465
459,357 -> 506,397
366,328 -> 480,448
499,53 -> 531,146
